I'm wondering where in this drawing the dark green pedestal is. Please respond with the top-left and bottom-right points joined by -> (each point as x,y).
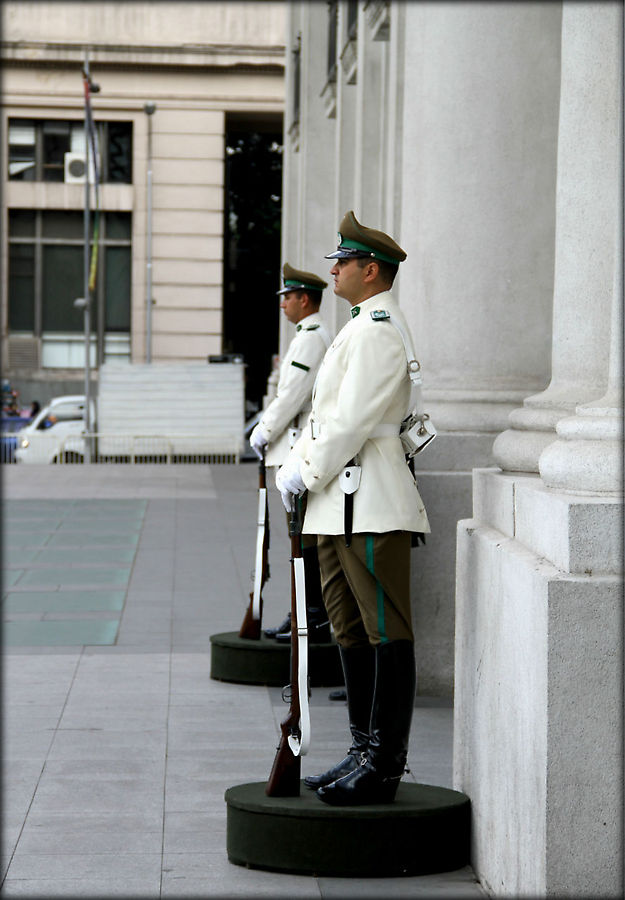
209,631 -> 343,687
225,780 -> 471,877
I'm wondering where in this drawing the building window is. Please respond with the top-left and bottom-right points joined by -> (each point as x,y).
327,1 -> 338,84
8,210 -> 131,367
8,119 -> 132,183
365,0 -> 391,41
339,0 -> 358,85
347,0 -> 358,40
292,32 -> 302,129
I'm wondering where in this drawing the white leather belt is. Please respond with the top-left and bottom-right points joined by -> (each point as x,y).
310,421 -> 399,440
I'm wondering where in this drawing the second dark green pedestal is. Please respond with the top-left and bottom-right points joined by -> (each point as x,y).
209,631 -> 343,687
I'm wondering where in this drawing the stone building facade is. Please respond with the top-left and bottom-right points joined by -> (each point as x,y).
281,1 -> 622,896
1,1 -> 285,402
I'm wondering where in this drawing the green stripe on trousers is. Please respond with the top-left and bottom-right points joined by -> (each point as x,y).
365,534 -> 388,643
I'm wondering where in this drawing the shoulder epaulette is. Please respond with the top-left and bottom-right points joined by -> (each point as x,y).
304,323 -> 320,331
370,309 -> 390,321
291,360 -> 310,371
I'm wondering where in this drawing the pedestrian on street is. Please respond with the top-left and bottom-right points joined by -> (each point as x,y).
276,211 -> 430,805
250,263 -> 333,643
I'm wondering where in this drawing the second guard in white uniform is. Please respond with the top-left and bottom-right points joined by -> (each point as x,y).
250,263 -> 333,641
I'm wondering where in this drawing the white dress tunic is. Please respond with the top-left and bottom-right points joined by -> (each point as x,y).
292,292 -> 431,536
260,310 -> 331,467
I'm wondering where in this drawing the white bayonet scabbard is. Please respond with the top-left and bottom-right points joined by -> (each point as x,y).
287,555 -> 311,757
251,487 -> 267,621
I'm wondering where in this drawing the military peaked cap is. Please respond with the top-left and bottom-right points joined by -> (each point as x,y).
276,262 -> 328,295
325,210 -> 407,265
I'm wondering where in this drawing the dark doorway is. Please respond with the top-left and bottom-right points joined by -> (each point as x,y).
222,113 -> 283,417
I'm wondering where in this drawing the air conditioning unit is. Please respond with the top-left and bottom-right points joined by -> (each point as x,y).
64,152 -> 97,184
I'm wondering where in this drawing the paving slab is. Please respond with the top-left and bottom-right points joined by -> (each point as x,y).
2,464 -> 486,898
3,619 -> 121,646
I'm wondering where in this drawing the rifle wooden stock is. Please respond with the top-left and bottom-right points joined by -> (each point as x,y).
266,497 -> 303,797
238,454 -> 270,640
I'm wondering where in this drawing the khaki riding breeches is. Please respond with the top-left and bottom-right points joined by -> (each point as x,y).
316,532 -> 413,647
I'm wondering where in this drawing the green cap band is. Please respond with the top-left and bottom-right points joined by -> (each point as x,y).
339,238 -> 400,266
284,279 -> 323,292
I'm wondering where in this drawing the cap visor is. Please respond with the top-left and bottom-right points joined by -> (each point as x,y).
276,283 -> 306,294
324,248 -> 374,260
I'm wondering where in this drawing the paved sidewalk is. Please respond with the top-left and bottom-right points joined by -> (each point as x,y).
2,464 -> 486,898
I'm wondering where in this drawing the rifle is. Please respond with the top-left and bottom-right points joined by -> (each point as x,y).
265,494 -> 311,796
238,451 -> 270,640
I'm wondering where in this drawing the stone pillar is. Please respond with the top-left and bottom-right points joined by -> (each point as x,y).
354,3 -> 386,224
540,115 -> 623,493
383,2 -> 405,240
399,1 -> 561,435
454,4 -> 623,895
281,2 -> 337,350
396,1 -> 562,695
493,1 -> 622,473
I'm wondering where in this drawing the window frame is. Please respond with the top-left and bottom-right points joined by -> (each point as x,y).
8,209 -> 132,366
8,117 -> 133,184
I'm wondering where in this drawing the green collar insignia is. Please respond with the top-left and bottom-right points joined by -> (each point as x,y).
296,324 -> 302,331
351,306 -> 360,319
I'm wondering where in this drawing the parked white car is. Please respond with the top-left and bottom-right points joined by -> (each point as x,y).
15,395 -> 95,464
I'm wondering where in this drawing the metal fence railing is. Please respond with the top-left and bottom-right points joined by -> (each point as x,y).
2,432 -> 241,465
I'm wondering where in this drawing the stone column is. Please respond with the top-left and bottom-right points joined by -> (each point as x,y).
540,79 -> 623,493
395,1 -> 562,695
383,2 -> 406,240
493,1 -> 622,473
354,3 -> 386,224
398,1 -> 562,440
281,2 -> 338,350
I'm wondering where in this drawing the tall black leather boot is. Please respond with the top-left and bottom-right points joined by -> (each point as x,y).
304,643 -> 375,789
317,640 -> 416,805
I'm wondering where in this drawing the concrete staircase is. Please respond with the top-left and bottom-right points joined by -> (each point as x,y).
96,362 -> 245,459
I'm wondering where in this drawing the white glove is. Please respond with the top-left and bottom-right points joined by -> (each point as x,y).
249,423 -> 268,459
275,454 -> 306,510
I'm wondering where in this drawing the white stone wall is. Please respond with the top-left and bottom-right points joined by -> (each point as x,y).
455,469 -> 622,896
454,3 -> 623,896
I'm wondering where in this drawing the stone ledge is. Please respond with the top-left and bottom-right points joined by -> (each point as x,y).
470,468 -> 622,575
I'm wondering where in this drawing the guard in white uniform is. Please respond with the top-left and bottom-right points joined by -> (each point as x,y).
250,263 -> 332,641
276,211 -> 430,806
